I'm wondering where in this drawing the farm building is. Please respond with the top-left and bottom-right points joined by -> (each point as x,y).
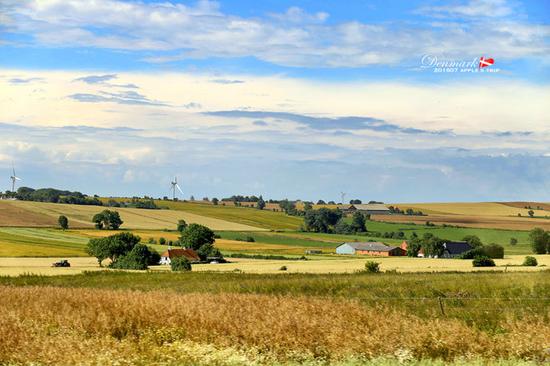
159,248 -> 200,265
417,241 -> 472,258
338,204 -> 391,215
336,242 -> 406,256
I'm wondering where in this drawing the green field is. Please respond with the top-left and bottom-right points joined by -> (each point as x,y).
152,199 -> 303,230
0,228 -> 88,257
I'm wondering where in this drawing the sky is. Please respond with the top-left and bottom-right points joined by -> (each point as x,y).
0,0 -> 549,202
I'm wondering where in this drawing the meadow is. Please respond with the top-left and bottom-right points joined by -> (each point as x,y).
0,270 -> 548,365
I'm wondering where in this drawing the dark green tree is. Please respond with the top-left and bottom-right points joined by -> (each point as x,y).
256,195 -> 266,210
171,256 -> 192,271
177,219 -> 188,232
86,232 -> 141,267
303,208 -> 342,233
92,210 -> 123,230
509,237 -> 518,246
58,215 -> 69,230
529,227 -> 549,254
212,197 -> 219,205
350,212 -> 367,232
179,223 -> 215,250
462,235 -> 483,248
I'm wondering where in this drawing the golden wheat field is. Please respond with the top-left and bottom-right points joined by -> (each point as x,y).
1,255 -> 548,276
0,285 -> 548,365
391,202 -> 548,217
0,200 -> 264,231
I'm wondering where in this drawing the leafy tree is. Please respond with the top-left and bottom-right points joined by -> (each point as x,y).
509,237 -> 518,246
179,223 -> 215,250
462,235 -> 483,248
350,212 -> 367,232
528,209 -> 535,217
422,233 -> 445,257
86,232 -> 141,267
212,197 -> 219,205
303,208 -> 342,233
349,199 -> 362,204
197,243 -> 222,261
303,202 -> 313,211
256,195 -> 266,210
177,219 -> 188,232
317,200 -> 326,205
110,244 -> 153,270
529,228 -> 549,254
159,237 -> 166,245
58,215 -> 69,230
406,238 -> 422,257
333,220 -> 354,234
171,256 -> 191,271
92,210 -> 123,230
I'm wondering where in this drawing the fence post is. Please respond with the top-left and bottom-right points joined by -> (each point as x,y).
438,297 -> 446,316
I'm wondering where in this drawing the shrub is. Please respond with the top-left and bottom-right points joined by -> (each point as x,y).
522,256 -> 538,267
483,244 -> 504,259
364,261 -> 380,273
58,215 -> 69,230
159,237 -> 166,245
171,256 -> 192,272
279,265 -> 288,271
472,256 -> 495,267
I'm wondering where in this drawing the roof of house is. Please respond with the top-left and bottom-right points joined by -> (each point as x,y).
443,241 -> 472,255
160,248 -> 200,261
340,242 -> 399,252
352,204 -> 390,211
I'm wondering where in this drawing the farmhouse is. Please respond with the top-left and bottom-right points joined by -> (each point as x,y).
336,242 -> 406,256
159,248 -> 200,265
441,241 -> 472,258
338,204 -> 391,215
417,241 -> 472,258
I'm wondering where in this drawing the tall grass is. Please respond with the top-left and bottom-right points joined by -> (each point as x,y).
0,285 -> 548,365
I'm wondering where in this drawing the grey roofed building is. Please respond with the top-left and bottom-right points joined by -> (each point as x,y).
338,203 -> 391,215
441,241 -> 472,258
336,242 -> 406,256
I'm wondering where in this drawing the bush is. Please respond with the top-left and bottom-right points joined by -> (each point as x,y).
483,244 -> 504,259
522,256 -> 538,267
472,256 -> 495,267
171,256 -> 192,272
279,265 -> 288,271
364,261 -> 380,273
159,237 -> 166,245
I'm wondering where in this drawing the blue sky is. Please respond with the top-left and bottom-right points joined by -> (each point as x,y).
0,0 -> 549,202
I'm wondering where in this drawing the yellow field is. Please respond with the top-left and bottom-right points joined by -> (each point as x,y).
392,202 -> 549,217
0,200 -> 264,231
1,255 -> 548,276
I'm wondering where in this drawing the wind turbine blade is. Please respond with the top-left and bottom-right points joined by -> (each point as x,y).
176,184 -> 184,195
15,177 -> 21,181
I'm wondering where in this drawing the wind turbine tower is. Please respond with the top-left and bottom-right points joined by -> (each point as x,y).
340,191 -> 346,205
170,177 -> 184,200
10,166 -> 21,193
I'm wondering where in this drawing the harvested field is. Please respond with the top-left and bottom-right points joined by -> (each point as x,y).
390,202 -> 549,217
0,200 -> 264,231
373,213 -> 550,230
1,255 -> 548,276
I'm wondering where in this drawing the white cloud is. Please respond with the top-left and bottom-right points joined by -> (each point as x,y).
2,0 -> 549,67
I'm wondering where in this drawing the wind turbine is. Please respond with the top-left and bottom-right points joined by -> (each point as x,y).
170,176 -> 184,200
340,191 -> 346,205
10,166 -> 21,193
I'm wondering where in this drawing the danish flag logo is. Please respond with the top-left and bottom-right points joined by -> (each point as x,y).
479,57 -> 494,68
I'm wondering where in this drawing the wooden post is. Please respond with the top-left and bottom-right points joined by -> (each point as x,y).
438,297 -> 446,316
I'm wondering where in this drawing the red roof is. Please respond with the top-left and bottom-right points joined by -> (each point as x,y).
161,248 -> 200,262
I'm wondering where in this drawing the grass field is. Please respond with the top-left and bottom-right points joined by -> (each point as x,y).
0,270 -> 548,364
